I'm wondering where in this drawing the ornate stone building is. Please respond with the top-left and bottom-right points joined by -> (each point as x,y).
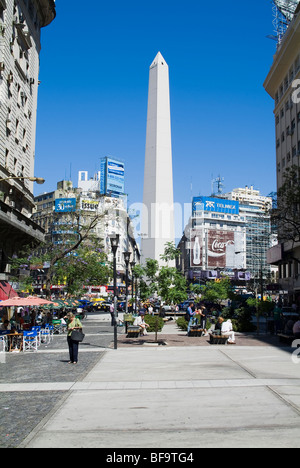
0,0 -> 55,281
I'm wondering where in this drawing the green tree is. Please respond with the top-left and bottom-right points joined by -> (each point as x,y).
201,277 -> 231,305
271,165 -> 300,243
53,245 -> 110,296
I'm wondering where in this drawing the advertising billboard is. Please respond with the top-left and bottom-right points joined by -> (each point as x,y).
55,198 -> 76,213
190,229 -> 203,267
192,196 -> 239,215
207,229 -> 235,269
190,227 -> 245,270
80,199 -> 100,211
100,157 -> 125,195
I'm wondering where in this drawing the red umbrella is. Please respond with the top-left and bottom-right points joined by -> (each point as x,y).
0,296 -> 54,307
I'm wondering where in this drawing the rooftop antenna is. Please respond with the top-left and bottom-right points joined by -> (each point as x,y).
211,175 -> 224,197
268,0 -> 299,47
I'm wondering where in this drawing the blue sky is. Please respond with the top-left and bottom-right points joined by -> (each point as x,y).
34,0 -> 277,210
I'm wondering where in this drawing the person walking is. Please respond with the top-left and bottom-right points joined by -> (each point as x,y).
186,302 -> 195,336
66,312 -> 83,364
200,304 -> 209,336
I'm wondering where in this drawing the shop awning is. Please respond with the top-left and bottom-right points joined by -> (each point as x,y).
0,281 -> 18,301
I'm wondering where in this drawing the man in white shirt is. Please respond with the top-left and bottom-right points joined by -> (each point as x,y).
134,312 -> 150,336
221,319 -> 236,344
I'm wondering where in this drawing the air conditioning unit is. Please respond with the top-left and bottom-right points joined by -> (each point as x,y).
7,72 -> 13,83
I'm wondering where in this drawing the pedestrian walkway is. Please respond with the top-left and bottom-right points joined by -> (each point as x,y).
19,343 -> 300,448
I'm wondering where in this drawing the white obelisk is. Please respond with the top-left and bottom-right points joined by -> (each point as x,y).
141,52 -> 175,267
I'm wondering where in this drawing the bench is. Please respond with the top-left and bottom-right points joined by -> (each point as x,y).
209,333 -> 228,345
277,333 -> 297,345
127,326 -> 140,338
189,327 -> 204,337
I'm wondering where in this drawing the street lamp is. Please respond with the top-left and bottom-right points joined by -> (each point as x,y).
0,176 -> 45,184
130,259 -> 136,313
123,251 -> 131,315
110,234 -> 120,350
235,250 -> 264,302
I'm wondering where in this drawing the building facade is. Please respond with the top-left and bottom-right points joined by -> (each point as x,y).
33,173 -> 139,294
0,0 -> 55,280
264,3 -> 300,303
177,195 -> 247,283
221,186 -> 275,282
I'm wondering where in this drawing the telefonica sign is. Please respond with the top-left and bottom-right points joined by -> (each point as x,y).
192,196 -> 239,215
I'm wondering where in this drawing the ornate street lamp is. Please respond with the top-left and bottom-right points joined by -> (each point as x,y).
0,176 -> 45,184
130,259 -> 136,313
123,251 -> 131,315
110,234 -> 120,350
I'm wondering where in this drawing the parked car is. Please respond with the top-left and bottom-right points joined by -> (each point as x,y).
117,301 -> 126,312
78,300 -> 93,312
93,301 -> 112,312
179,300 -> 191,311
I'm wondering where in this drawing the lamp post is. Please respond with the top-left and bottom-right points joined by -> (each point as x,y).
134,247 -> 140,312
123,251 -> 131,315
130,260 -> 136,313
235,250 -> 263,302
0,176 -> 45,184
110,234 -> 120,350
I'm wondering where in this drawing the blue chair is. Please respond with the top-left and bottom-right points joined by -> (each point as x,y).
41,324 -> 53,344
23,330 -> 38,352
31,326 -> 41,346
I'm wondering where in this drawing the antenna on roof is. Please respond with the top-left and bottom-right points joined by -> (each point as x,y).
270,0 -> 299,47
211,175 -> 225,197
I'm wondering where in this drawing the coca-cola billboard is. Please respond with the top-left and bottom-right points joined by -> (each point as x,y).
207,230 -> 235,268
190,229 -> 203,267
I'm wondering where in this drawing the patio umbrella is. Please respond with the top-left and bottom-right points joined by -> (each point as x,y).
63,299 -> 81,308
0,296 -> 54,307
40,299 -> 65,309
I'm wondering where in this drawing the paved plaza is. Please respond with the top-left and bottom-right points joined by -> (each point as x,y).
1,313 -> 300,448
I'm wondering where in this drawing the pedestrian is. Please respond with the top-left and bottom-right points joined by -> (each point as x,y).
199,305 -> 209,335
293,318 -> 300,339
110,302 -> 115,326
0,320 -> 11,330
214,316 -> 224,332
148,304 -> 154,316
133,311 -> 150,336
186,302 -> 195,336
221,319 -> 236,344
66,312 -> 83,364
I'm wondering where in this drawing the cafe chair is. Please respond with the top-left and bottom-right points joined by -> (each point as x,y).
0,335 -> 7,352
53,320 -> 63,335
41,324 -> 53,344
0,331 -> 10,352
23,330 -> 38,352
31,326 -> 42,346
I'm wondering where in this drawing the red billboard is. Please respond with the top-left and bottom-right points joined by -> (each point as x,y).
207,230 -> 235,268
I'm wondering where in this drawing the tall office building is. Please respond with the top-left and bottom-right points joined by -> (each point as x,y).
264,2 -> 300,303
141,52 -> 175,266
222,186 -> 274,280
0,0 -> 56,281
